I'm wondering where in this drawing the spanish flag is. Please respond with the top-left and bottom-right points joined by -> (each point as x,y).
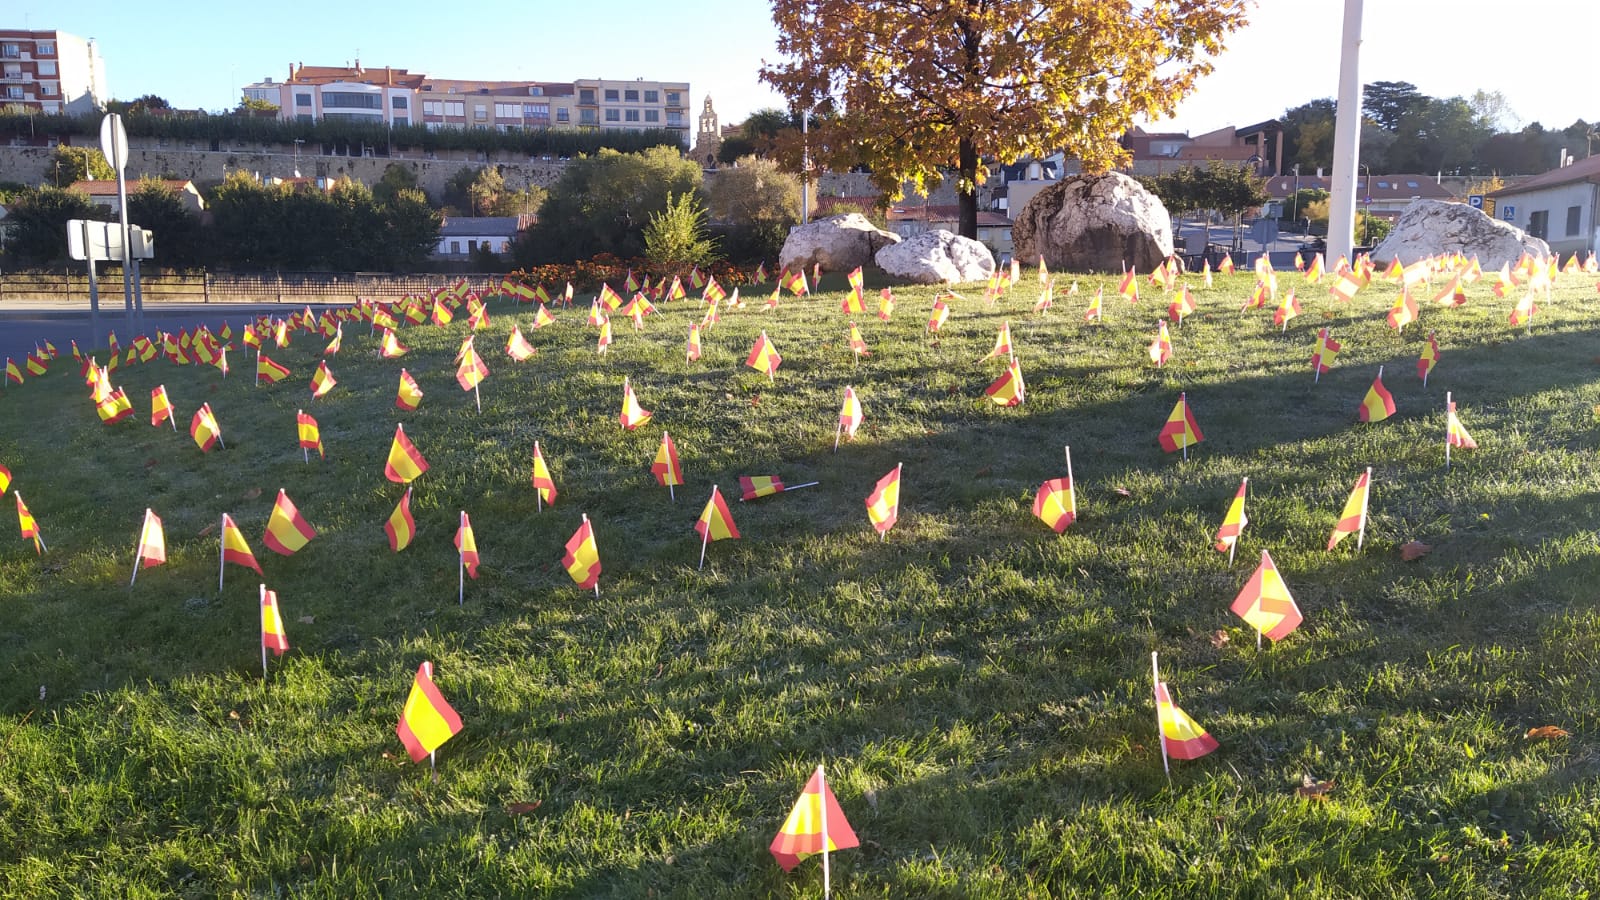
396,369 -> 424,411
1032,477 -> 1075,533
563,515 -> 601,590
983,321 -> 1014,361
430,298 -> 454,327
839,386 -> 863,439
261,585 -> 289,656
1155,677 -> 1219,761
770,765 -> 859,873
395,661 -> 464,763
746,331 -> 782,376
1167,286 -> 1195,324
310,361 -> 336,399
456,345 -> 488,391
848,322 -> 871,358
927,297 -> 950,332
878,287 -> 895,322
531,442 -> 558,506
1218,254 -> 1235,275
702,276 -> 727,304
379,329 -> 408,359
1083,287 -> 1103,322
455,511 -> 479,579
221,513 -> 263,575
782,267 -> 808,296
297,410 -> 324,459
15,491 -> 43,553
1118,268 -> 1138,303
150,385 -> 175,428
620,378 -> 652,430
740,475 -> 786,501
385,488 -> 416,552
1311,328 -> 1341,375
135,508 -> 166,570
985,358 -> 1025,407
1273,289 -> 1301,327
1446,398 -> 1477,449
506,326 -> 536,362
385,424 -> 429,484
256,353 -> 291,386
686,322 -> 702,362
694,485 -> 739,542
263,489 -> 316,556
1327,469 -> 1371,550
1158,393 -> 1203,453
0,464 -> 9,494
1508,292 -> 1539,327
1230,549 -> 1302,640
1147,320 -> 1171,367
533,304 -> 556,328
1417,332 -> 1439,383
651,431 -> 683,488
1213,478 -> 1248,554
191,403 -> 222,452
1386,290 -> 1418,331
1358,369 -> 1395,423
865,464 -> 902,535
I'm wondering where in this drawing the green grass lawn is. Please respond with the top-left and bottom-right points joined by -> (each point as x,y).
2,262 -> 1599,898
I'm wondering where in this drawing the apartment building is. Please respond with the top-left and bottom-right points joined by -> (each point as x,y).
0,29 -> 108,115
571,78 -> 690,144
249,64 -> 690,145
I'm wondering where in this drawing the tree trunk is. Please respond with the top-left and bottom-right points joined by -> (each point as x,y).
958,136 -> 978,240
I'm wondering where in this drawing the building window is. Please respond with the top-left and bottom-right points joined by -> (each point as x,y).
557,108 -> 569,123
38,61 -> 56,76
423,100 -> 442,116
1568,205 -> 1581,236
450,241 -> 461,254
295,94 -> 313,107
644,90 -> 658,103
604,89 -> 619,101
445,101 -> 464,116
666,112 -> 685,127
579,109 -> 596,125
37,41 -> 55,55
644,109 -> 659,123
624,89 -> 639,102
666,92 -> 680,105
495,103 -> 520,118
40,82 -> 57,97
393,117 -> 408,127
323,92 -> 382,110
624,109 -> 640,122
391,95 -> 407,109
1528,210 -> 1548,239
0,44 -> 18,59
605,108 -> 620,122
579,88 -> 595,104
522,103 -> 548,119
474,105 -> 487,120
5,86 -> 21,100
528,86 -> 543,96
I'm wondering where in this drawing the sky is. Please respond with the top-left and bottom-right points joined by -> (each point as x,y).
10,0 -> 1597,135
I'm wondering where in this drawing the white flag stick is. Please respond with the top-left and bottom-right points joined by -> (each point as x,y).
260,583 -> 269,680
1445,392 -> 1453,472
474,383 -> 481,413
218,513 -> 226,593
697,486 -> 716,571
534,442 -> 544,513
129,509 -> 150,587
1151,652 -> 1171,785
1357,466 -> 1372,550
586,514 -> 600,599
818,763 -> 832,900
1064,445 -> 1077,519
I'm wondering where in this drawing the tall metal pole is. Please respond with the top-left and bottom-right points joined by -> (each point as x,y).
800,108 -> 810,225
1326,0 -> 1365,264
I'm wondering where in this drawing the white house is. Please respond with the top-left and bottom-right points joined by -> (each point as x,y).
1486,154 -> 1600,259
69,180 -> 206,215
435,215 -> 532,257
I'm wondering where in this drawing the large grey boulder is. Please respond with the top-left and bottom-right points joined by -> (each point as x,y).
779,213 -> 900,274
1012,172 -> 1173,273
1372,200 -> 1549,270
873,229 -> 995,284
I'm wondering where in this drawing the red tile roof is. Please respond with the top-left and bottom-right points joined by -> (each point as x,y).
1487,154 -> 1600,197
70,179 -> 195,196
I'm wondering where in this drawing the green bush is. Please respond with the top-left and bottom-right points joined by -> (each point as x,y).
644,192 -> 718,270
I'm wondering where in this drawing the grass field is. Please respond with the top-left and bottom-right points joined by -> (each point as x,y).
2,261 -> 1599,898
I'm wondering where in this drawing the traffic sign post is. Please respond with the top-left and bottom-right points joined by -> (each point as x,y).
67,218 -> 155,352
1501,205 -> 1516,222
100,113 -> 139,323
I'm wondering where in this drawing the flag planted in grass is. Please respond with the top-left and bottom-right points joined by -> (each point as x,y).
396,661 -> 464,764
652,432 -> 683,493
985,359 -> 1025,407
15,491 -> 44,553
506,326 -> 536,362
1358,369 -> 1396,423
1327,469 -> 1372,551
1153,660 -> 1218,763
310,361 -> 336,399
385,424 -> 428,484
191,403 -> 223,452
385,488 -> 416,552
1033,478 -> 1076,533
396,369 -> 423,411
746,331 -> 782,377
620,378 -> 652,430
531,442 -> 558,507
264,490 -> 316,556
563,515 -> 601,591
455,512 -> 479,580
221,513 -> 263,575
770,765 -> 859,874
1214,478 -> 1248,555
1158,393 -> 1203,454
261,586 -> 289,656
865,464 -> 903,536
134,509 -> 166,570
1230,549 -> 1302,641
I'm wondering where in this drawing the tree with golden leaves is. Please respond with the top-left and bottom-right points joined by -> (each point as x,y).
761,0 -> 1249,239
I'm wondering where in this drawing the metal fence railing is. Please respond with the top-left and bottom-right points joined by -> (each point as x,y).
0,271 -> 494,305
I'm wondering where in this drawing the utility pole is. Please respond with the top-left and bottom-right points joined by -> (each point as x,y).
1327,0 -> 1364,263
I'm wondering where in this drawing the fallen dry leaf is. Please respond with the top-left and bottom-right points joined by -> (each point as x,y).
1525,725 -> 1571,740
243,487 -> 263,500
1113,487 -> 1132,498
750,395 -> 761,407
144,458 -> 159,470
506,801 -> 543,815
1209,629 -> 1230,649
1296,775 -> 1336,800
1322,310 -> 1336,320
297,615 -> 315,625
1400,541 -> 1432,561
197,523 -> 217,538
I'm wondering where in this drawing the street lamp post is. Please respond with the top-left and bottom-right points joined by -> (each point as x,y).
1291,164 -> 1300,229
1360,164 -> 1372,247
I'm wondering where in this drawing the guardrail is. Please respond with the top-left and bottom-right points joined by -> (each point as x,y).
0,271 -> 497,305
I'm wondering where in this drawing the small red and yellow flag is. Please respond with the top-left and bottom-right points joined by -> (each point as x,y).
297,410 -> 324,459
263,489 -> 316,556
151,384 -> 175,428
455,511 -> 479,579
770,765 -> 859,873
15,492 -> 43,553
1327,469 -> 1371,550
1214,478 -> 1248,554
396,369 -> 424,411
396,661 -> 464,763
531,442 -> 557,506
221,513 -> 263,574
563,515 -> 601,590
1032,477 -> 1075,533
620,378 -> 652,430
686,322 -> 702,362
190,403 -> 222,452
985,358 -> 1025,407
745,331 -> 782,376
261,585 -> 289,656
135,508 -> 166,570
1358,370 -> 1396,423
1417,331 -> 1439,383
1155,678 -> 1219,761
1386,290 -> 1419,331
1158,393 -> 1204,453
309,361 -> 336,399
651,431 -> 683,488
694,485 -> 740,543
256,353 -> 291,385
384,424 -> 429,484
379,329 -> 409,359
865,464 -> 902,535
1230,549 -> 1302,640
505,326 -> 537,362
385,488 -> 416,552
839,386 -> 863,439
739,475 -> 786,501
1446,398 -> 1478,450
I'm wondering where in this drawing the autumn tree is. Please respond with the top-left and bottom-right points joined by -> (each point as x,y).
760,0 -> 1248,239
